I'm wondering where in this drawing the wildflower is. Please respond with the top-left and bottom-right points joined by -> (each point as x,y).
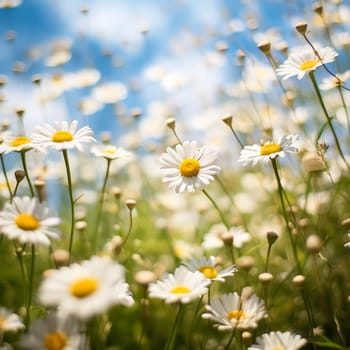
91,144 -> 132,160
0,0 -> 22,8
276,46 -> 338,80
238,134 -> 299,167
0,131 -> 13,154
19,312 -> 86,350
38,256 -> 134,320
160,140 -> 221,193
181,256 -> 237,282
148,266 -> 210,304
4,135 -> 43,154
202,291 -> 266,330
92,82 -> 128,104
0,307 -> 24,333
248,331 -> 307,350
32,120 -> 95,152
202,224 -> 251,250
319,70 -> 350,90
0,196 -> 60,246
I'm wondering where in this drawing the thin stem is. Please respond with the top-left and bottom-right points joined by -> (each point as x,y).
228,125 -> 244,149
337,86 -> 350,135
26,244 -> 35,328
121,207 -> 134,249
15,244 -> 27,310
309,71 -> 349,168
0,154 -> 12,200
186,295 -> 203,350
202,189 -> 229,229
270,158 -> 301,273
165,304 -> 184,350
62,149 -> 75,264
93,158 -> 112,250
224,329 -> 236,350
20,151 -> 34,197
265,244 -> 272,272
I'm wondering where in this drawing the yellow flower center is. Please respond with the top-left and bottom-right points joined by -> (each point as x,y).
0,317 -> 7,331
170,285 -> 191,294
300,59 -> 319,71
227,310 -> 247,321
260,143 -> 281,156
198,266 -> 218,279
15,213 -> 40,231
52,131 -> 73,143
70,277 -> 99,298
104,148 -> 116,155
10,136 -> 31,147
179,158 -> 200,177
44,332 -> 68,350
272,348 -> 285,350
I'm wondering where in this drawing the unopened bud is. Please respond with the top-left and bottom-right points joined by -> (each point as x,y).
259,272 -> 273,285
267,231 -> 278,246
302,153 -> 326,173
134,270 -> 157,287
166,118 -> 176,130
295,22 -> 308,35
306,234 -> 322,253
257,41 -> 271,55
75,221 -> 87,233
32,75 -> 41,85
34,179 -> 46,202
14,170 -> 25,184
292,274 -> 305,287
237,256 -> 254,271
312,2 -> 323,15
126,199 -> 136,210
52,249 -> 70,267
215,40 -> 229,53
222,114 -> 233,127
220,231 -> 233,246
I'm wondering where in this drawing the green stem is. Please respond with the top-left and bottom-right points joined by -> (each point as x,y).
309,71 -> 349,168
26,244 -> 35,328
224,329 -> 236,350
228,125 -> 244,148
0,154 -> 12,200
165,304 -> 184,350
186,295 -> 203,350
121,207 -> 134,249
20,151 -> 34,197
93,158 -> 112,250
202,189 -> 229,229
337,85 -> 350,135
270,158 -> 301,273
62,149 -> 75,264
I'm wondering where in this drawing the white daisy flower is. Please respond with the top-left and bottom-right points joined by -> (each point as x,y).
148,266 -> 210,304
91,144 -> 132,161
238,134 -> 299,167
0,196 -> 61,246
319,70 -> 350,90
202,224 -> 251,250
160,141 -> 221,193
0,131 -> 13,154
202,291 -> 266,330
181,256 -> 237,282
0,307 -> 24,333
248,331 -> 307,350
4,135 -> 44,154
276,46 -> 338,80
18,312 -> 86,350
32,120 -> 95,152
38,256 -> 134,320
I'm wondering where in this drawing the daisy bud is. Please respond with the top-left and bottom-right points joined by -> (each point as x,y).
166,117 -> 176,130
299,218 -> 310,228
126,199 -> 136,210
341,217 -> 350,227
110,186 -> 122,199
306,234 -> 322,253
131,107 -> 142,120
52,249 -> 70,267
312,2 -> 323,15
292,274 -> 305,287
237,256 -> 255,271
266,231 -> 278,246
31,74 -> 41,85
242,331 -> 253,342
257,40 -> 271,55
75,220 -> 87,233
215,40 -> 229,53
259,272 -> 274,285
14,169 -> 25,184
134,270 -> 157,287
100,131 -> 111,144
80,4 -> 89,14
241,286 -> 254,302
104,235 -> 123,257
0,75 -> 7,87
12,61 -> 26,74
295,22 -> 308,35
236,49 -> 246,65
302,153 -> 326,173
15,107 -> 25,118
34,179 -> 47,202
222,114 -> 233,127
220,231 -> 233,246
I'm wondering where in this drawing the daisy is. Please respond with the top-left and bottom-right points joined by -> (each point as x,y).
319,70 -> 350,90
4,135 -> 43,154
160,141 -> 221,193
238,134 -> 299,167
91,144 -> 132,161
148,266 -> 210,304
18,312 -> 86,350
0,130 -> 13,154
202,291 -> 266,330
181,256 -> 237,282
31,120 -> 95,152
38,256 -> 134,320
248,331 -> 307,350
0,196 -> 61,246
202,224 -> 251,250
276,45 -> 338,80
0,307 -> 24,333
